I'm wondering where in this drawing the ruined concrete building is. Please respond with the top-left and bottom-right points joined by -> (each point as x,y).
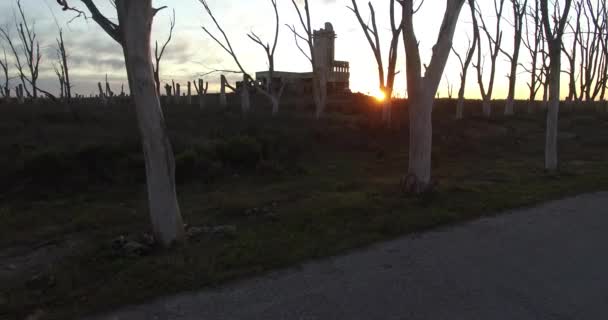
255,22 -> 350,95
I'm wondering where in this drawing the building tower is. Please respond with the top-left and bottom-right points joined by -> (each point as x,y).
313,22 -> 336,74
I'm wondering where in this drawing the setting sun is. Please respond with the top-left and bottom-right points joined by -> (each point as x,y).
373,91 -> 386,102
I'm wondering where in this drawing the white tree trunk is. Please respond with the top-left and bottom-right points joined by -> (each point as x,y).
406,89 -> 434,191
545,53 -> 560,170
504,97 -> 515,115
482,97 -> 492,117
402,0 -> 465,193
187,81 -> 192,105
220,76 -> 227,107
241,75 -> 250,113
456,91 -> 465,120
271,96 -> 279,115
382,98 -> 393,127
117,0 -> 184,247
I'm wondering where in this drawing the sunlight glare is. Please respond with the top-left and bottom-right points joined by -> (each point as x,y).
373,90 -> 386,102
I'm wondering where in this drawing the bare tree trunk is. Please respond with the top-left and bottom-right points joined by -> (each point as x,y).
240,75 -> 251,114
175,83 -> 181,105
98,82 -> 107,105
115,1 -> 184,246
289,0 -> 327,118
453,0 -> 478,120
407,88 -> 434,190
402,0 -> 465,192
194,78 -> 208,109
541,0 -> 572,171
545,51 -> 560,170
16,84 -> 24,104
187,81 -> 192,105
475,0 -> 505,118
0,48 -> 9,102
220,75 -> 227,107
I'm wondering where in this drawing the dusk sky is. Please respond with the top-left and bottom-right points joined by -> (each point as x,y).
0,0 -> 573,98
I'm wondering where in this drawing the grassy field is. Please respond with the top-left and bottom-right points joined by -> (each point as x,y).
1,96 -> 607,319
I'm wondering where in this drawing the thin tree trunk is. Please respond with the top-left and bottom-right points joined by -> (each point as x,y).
241,81 -> 250,114
220,75 -> 227,107
116,0 -> 184,247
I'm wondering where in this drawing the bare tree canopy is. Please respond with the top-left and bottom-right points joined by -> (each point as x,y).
540,0 -> 573,171
57,0 -> 185,247
401,0 -> 466,193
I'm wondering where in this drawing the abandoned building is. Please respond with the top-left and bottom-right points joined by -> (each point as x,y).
255,22 -> 350,96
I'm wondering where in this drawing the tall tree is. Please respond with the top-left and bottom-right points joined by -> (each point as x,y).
58,0 -> 185,247
349,0 -> 403,126
200,0 -> 253,114
540,0 -> 573,170
288,0 -> 327,118
451,0 -> 479,119
503,0 -> 528,115
521,0 -> 544,112
56,29 -> 72,101
474,0 -> 505,118
401,0 -> 467,193
562,1 -> 581,103
0,47 -> 8,100
247,0 -> 285,116
153,9 -> 175,98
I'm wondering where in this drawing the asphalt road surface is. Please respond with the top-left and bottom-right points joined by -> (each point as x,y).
91,192 -> 608,320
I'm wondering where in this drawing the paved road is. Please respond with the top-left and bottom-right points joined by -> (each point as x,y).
92,192 -> 608,320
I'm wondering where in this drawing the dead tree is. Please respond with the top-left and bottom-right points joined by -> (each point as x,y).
401,0 -> 467,193
288,0 -> 327,118
541,0 -> 573,171
220,74 -> 228,107
200,0 -> 253,113
58,0 -> 185,247
52,29 -> 72,102
186,81 -> 192,105
247,0 -> 286,116
153,9 -> 175,97
562,1 -> 581,103
0,47 -> 9,101
349,0 -> 403,126
97,81 -> 107,104
0,1 -> 38,99
16,84 -> 24,103
474,0 -> 505,117
10,0 -> 41,98
105,74 -> 114,103
578,0 -> 606,102
58,30 -> 71,100
175,83 -> 181,104
601,1 -> 608,104
502,0 -> 528,115
53,62 -> 66,98
193,78 -> 208,109
521,0 -> 544,112
452,0 -> 479,119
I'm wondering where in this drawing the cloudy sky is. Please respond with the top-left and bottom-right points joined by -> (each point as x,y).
0,0 -> 570,98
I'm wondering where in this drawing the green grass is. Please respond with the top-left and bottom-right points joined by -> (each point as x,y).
1,98 -> 608,319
